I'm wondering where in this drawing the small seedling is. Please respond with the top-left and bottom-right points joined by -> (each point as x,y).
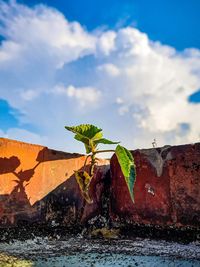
65,124 -> 136,204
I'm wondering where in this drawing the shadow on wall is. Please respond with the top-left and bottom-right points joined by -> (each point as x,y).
35,163 -> 107,227
0,148 -> 45,204
0,147 -> 91,226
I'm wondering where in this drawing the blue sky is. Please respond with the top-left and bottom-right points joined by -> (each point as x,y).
17,0 -> 200,50
0,0 -> 200,152
0,99 -> 19,130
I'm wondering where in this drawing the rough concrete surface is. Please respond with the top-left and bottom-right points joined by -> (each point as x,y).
110,143 -> 200,228
0,237 -> 199,266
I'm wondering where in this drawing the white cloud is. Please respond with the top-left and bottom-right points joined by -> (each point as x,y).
112,28 -> 200,137
96,31 -> 116,56
0,1 -> 200,153
20,89 -> 39,101
97,63 -> 120,77
53,84 -> 102,109
0,0 -> 95,67
115,27 -> 151,57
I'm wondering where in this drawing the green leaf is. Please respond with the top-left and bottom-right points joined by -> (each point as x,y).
92,131 -> 103,141
115,145 -> 136,203
94,138 -> 120,145
74,133 -> 89,145
65,124 -> 102,140
65,124 -> 103,154
84,144 -> 92,154
75,134 -> 93,154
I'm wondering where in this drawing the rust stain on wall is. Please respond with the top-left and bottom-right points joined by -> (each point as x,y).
110,143 -> 200,228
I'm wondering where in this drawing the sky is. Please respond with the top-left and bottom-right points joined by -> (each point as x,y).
0,0 -> 200,154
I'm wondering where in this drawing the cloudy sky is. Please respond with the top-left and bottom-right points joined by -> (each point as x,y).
0,0 -> 200,154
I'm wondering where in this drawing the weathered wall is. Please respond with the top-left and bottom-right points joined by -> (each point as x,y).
0,138 -> 199,230
110,144 -> 200,227
0,138 -> 108,227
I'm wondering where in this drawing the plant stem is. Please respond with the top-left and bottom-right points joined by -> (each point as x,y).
83,154 -> 91,170
90,153 -> 96,176
84,150 -> 115,175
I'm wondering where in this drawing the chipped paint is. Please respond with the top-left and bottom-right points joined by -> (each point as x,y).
145,183 -> 155,196
141,146 -> 172,177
